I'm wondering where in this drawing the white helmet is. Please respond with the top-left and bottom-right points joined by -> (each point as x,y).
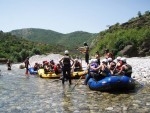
108,58 -> 112,62
116,56 -> 121,60
93,59 -> 98,63
64,50 -> 69,55
121,57 -> 126,62
102,59 -> 108,63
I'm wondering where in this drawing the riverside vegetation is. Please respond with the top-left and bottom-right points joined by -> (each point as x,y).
0,11 -> 150,63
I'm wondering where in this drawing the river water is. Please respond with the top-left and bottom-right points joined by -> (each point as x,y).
0,64 -> 150,113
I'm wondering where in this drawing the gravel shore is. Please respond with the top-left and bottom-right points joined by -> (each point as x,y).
15,54 -> 150,85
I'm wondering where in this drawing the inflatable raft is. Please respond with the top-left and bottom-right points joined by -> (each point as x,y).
38,69 -> 88,79
28,67 -> 38,75
87,75 -> 135,91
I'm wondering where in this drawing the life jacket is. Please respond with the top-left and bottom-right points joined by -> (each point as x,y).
63,56 -> 71,67
100,64 -> 110,76
90,63 -> 99,73
124,64 -> 132,74
75,62 -> 81,68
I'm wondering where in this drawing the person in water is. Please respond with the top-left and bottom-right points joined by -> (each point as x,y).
7,59 -> 12,70
59,50 -> 74,85
24,57 -> 30,75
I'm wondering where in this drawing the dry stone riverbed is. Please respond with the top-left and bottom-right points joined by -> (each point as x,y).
0,54 -> 150,113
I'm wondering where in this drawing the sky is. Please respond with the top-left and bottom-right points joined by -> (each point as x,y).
0,0 -> 149,34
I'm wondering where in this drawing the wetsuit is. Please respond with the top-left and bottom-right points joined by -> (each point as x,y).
62,56 -> 72,85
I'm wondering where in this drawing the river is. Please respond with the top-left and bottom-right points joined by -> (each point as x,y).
0,64 -> 150,113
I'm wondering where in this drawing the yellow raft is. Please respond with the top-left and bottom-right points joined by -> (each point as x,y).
38,69 -> 88,79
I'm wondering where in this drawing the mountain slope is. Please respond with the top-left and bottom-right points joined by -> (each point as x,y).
10,28 -> 97,50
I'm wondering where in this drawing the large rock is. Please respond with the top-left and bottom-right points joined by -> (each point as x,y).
120,45 -> 138,57
138,39 -> 150,56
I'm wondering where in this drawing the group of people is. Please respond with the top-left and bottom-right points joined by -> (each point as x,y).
23,51 -> 83,85
23,42 -> 132,86
83,56 -> 132,85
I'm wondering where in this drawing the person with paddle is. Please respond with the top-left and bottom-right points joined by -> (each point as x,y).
59,50 -> 74,85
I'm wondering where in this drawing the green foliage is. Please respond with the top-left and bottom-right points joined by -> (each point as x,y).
91,11 -> 150,57
0,31 -> 63,62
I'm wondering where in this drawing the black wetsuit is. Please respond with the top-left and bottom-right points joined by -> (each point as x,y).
62,56 -> 71,85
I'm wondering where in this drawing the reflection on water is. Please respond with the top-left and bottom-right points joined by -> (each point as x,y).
0,64 -> 150,113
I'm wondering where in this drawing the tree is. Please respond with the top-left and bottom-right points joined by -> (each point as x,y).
138,11 -> 142,17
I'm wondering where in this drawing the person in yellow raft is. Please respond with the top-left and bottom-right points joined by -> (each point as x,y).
59,50 -> 74,85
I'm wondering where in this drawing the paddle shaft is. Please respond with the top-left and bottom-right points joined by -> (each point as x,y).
70,75 -> 83,92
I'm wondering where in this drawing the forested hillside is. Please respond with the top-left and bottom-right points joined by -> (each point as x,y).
2,11 -> 150,63
0,31 -> 64,62
91,11 -> 150,57
11,28 -> 97,50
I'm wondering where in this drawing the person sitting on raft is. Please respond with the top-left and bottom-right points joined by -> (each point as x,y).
83,59 -> 99,85
90,59 -> 110,80
54,63 -> 62,75
72,59 -> 82,72
115,57 -> 132,77
107,58 -> 116,75
33,62 -> 39,71
43,61 -> 51,74
49,60 -> 55,71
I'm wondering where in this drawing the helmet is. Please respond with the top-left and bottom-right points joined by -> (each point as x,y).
64,50 -> 69,55
74,59 -> 78,62
90,59 -> 97,63
105,49 -> 109,52
93,59 -> 98,63
83,42 -> 87,46
50,60 -> 54,63
121,57 -> 126,62
116,56 -> 121,61
108,58 -> 112,62
102,59 -> 108,63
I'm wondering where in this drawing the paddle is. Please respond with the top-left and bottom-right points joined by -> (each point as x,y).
68,69 -> 88,92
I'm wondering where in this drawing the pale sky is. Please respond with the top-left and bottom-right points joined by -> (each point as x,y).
0,0 -> 149,33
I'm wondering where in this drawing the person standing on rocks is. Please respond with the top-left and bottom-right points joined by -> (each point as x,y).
83,42 -> 89,65
59,50 -> 74,85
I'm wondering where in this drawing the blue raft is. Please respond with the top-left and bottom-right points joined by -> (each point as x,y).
87,75 -> 135,91
28,67 -> 38,75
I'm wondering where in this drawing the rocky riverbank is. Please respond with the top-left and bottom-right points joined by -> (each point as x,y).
14,54 -> 150,84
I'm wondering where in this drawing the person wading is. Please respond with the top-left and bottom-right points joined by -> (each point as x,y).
24,57 -> 30,75
7,59 -> 12,70
59,50 -> 74,85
